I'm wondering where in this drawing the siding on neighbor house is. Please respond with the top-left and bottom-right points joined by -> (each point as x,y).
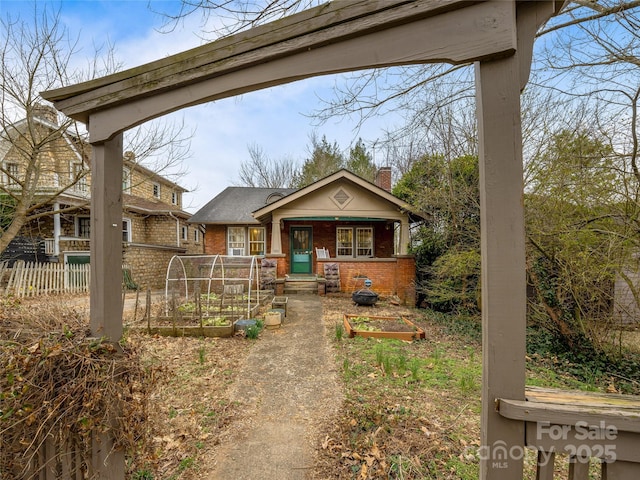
1,109 -> 202,292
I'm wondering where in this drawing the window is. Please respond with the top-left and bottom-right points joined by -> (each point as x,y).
336,227 -> 374,257
153,182 -> 161,199
249,227 -> 266,256
73,162 -> 87,193
172,191 -> 180,205
4,162 -> 19,186
194,228 -> 200,243
336,227 -> 353,257
181,225 -> 188,241
77,216 -> 91,238
122,167 -> 131,193
228,227 -> 245,255
356,228 -> 373,257
122,218 -> 132,242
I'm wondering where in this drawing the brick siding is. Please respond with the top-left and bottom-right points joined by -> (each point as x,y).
319,256 -> 415,304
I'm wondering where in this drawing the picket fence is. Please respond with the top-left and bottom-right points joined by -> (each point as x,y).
3,260 -> 90,297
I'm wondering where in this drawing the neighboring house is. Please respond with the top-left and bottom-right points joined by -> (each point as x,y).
0,104 -> 202,289
189,169 -> 425,304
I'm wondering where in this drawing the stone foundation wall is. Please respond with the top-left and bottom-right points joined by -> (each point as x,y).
123,244 -> 186,290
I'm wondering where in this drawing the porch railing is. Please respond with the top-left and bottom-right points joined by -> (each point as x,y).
43,238 -> 55,255
498,386 -> 640,479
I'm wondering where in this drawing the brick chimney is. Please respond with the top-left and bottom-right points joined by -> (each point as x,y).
32,103 -> 59,126
374,167 -> 392,192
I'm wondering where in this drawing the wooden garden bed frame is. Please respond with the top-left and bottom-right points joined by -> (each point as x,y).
343,314 -> 425,341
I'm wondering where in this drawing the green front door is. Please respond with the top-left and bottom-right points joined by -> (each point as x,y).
290,226 -> 312,274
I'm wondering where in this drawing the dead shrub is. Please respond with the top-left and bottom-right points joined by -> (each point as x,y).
0,297 -> 154,478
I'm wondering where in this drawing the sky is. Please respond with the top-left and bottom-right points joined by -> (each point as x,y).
0,0 -> 397,212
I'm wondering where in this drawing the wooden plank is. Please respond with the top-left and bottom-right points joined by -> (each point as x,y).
43,0 -> 466,104
536,450 -> 555,480
605,460 -> 640,479
499,397 -> 640,434
46,1 -> 519,142
525,421 -> 640,464
568,456 -> 590,480
526,386 -> 640,410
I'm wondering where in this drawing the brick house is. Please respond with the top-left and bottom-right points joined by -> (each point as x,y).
189,169 -> 424,304
0,104 -> 203,289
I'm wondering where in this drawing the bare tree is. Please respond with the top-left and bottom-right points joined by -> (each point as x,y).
235,143 -> 297,187
155,0 -> 322,37
0,7 -> 192,254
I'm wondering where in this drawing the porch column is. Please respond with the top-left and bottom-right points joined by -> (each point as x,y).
53,202 -> 61,256
89,133 -> 124,341
398,219 -> 410,255
270,214 -> 282,254
476,53 -> 526,478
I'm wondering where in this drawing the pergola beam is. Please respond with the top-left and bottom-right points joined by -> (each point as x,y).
45,1 -> 517,142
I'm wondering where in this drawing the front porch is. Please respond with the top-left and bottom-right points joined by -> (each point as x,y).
271,255 -> 416,304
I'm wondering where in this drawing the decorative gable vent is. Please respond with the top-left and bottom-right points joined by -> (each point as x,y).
330,187 -> 353,210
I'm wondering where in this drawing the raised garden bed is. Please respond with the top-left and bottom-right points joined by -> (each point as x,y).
129,323 -> 234,338
343,314 -> 425,341
129,316 -> 235,338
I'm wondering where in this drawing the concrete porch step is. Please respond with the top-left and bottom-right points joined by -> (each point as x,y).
284,277 -> 318,294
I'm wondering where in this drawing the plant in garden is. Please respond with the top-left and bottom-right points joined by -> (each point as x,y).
334,322 -> 344,340
408,358 -> 421,382
245,324 -> 261,339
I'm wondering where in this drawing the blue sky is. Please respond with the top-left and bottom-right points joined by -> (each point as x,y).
0,0 -> 394,212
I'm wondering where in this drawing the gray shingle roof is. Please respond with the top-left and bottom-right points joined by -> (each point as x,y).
188,187 -> 296,224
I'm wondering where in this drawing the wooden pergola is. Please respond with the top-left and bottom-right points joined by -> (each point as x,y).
42,1 -> 640,479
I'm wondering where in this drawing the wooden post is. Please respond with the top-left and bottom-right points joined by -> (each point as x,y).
89,134 -> 124,341
475,52 -> 527,479
89,133 -> 125,479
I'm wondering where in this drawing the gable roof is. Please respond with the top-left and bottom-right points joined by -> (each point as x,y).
0,115 -> 85,164
189,187 -> 296,224
123,193 -> 191,219
252,169 -> 426,222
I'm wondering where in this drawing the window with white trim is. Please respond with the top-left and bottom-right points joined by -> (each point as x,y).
356,228 -> 373,257
249,227 -> 266,256
228,227 -> 245,255
72,162 -> 87,193
122,218 -> 132,242
336,227 -> 353,257
153,182 -> 161,199
181,225 -> 188,241
4,162 -> 19,186
172,191 -> 179,205
194,228 -> 200,243
336,227 -> 374,258
76,216 -> 91,238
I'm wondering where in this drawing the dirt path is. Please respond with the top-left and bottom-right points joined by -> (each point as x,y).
208,294 -> 342,479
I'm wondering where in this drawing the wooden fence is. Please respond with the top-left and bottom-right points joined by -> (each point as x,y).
3,261 -> 90,297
